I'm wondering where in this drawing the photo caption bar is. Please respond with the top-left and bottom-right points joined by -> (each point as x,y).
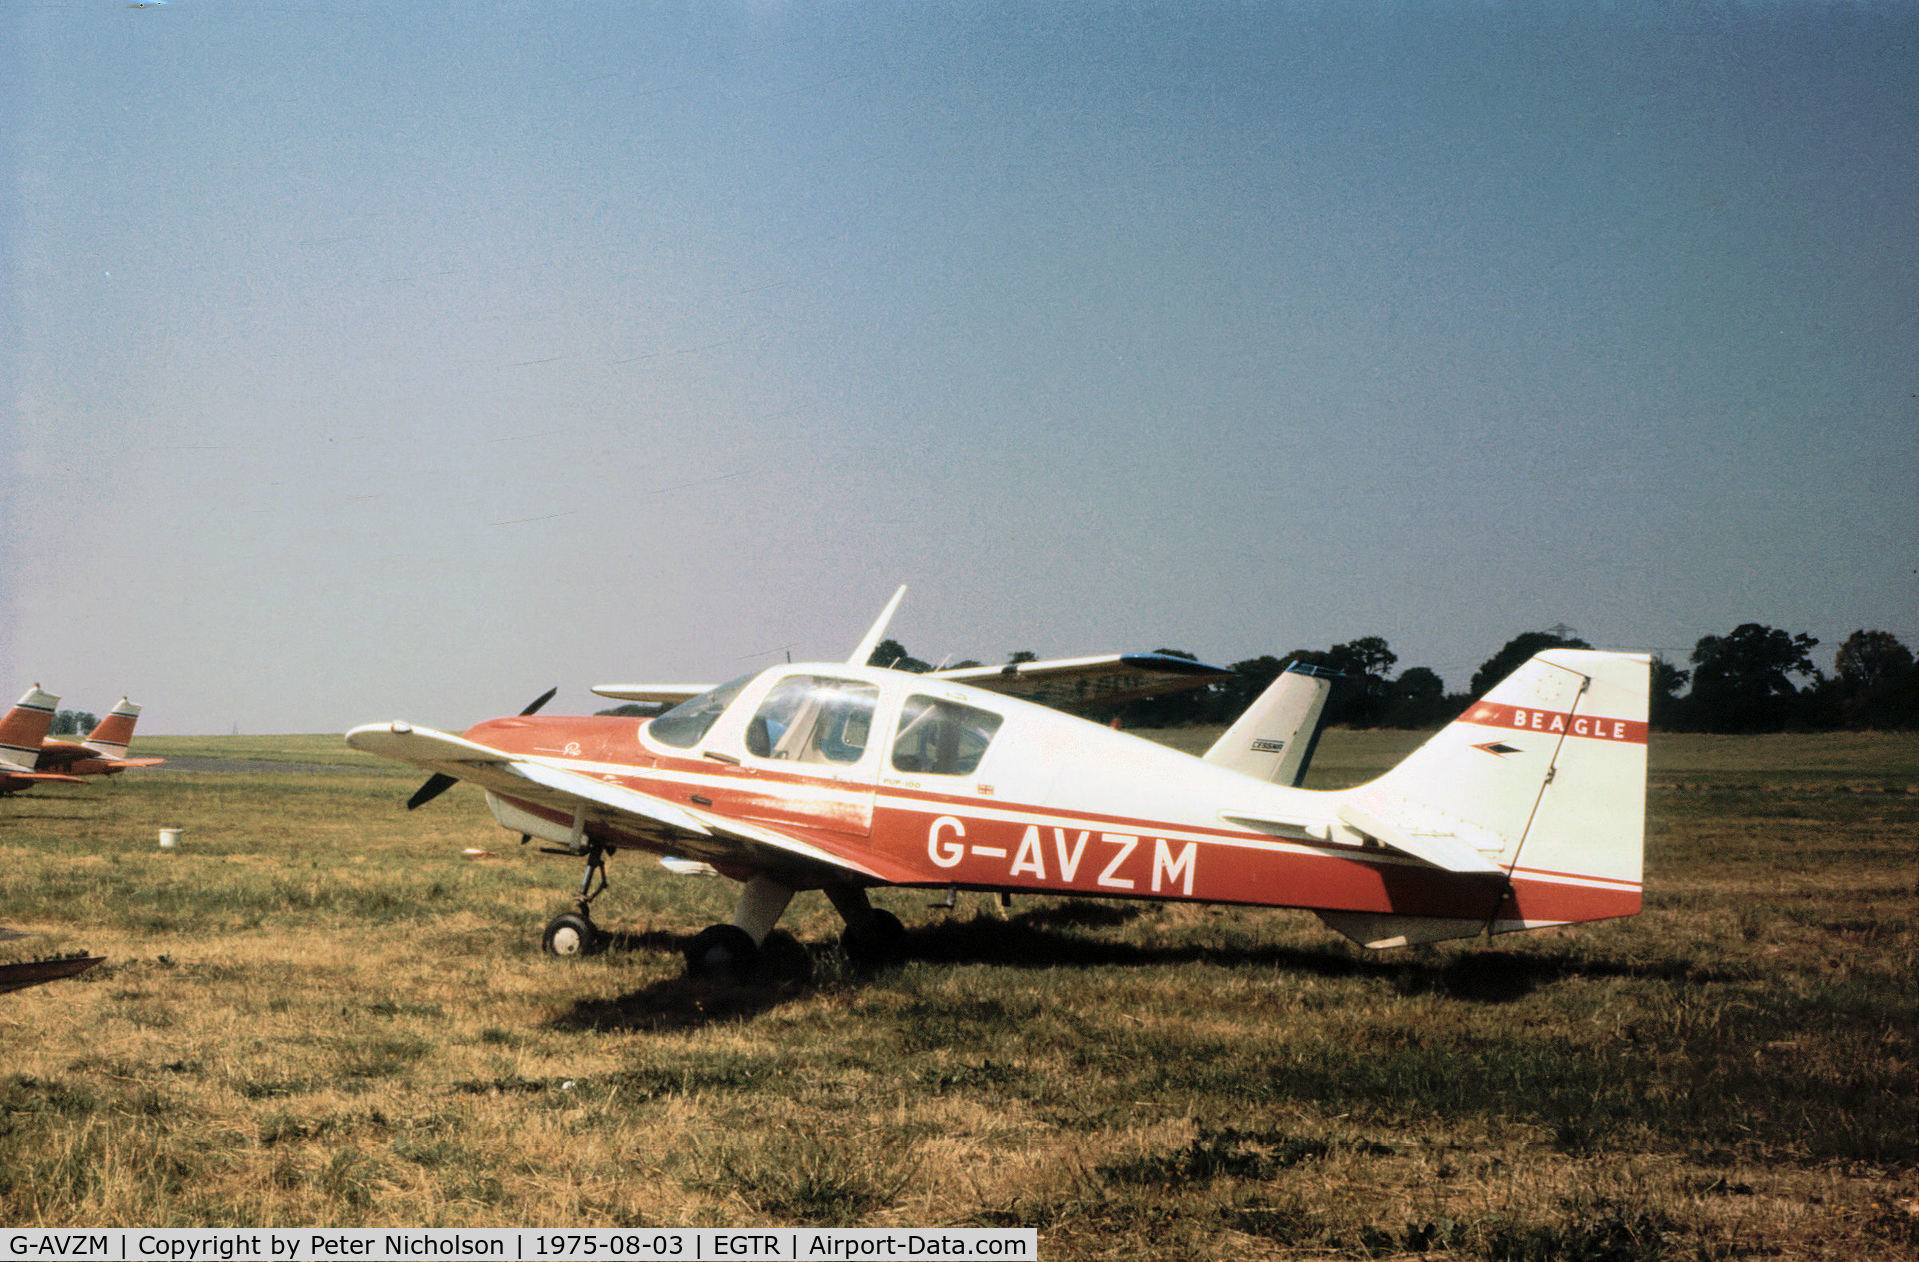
2,1229 -> 1038,1262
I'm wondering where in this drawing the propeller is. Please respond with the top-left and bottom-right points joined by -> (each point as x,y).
404,686 -> 557,811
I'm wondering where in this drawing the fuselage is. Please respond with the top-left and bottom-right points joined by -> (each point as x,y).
458,662 -> 1635,928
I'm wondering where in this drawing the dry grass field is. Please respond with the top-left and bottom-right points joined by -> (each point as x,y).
1,729 -> 1913,1259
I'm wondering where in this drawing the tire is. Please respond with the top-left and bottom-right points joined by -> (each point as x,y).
683,924 -> 759,979
542,911 -> 599,957
840,908 -> 906,970
755,930 -> 814,986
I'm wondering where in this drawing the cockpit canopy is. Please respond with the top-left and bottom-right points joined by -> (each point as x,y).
643,668 -> 1007,778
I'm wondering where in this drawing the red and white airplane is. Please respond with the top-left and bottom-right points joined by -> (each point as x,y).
348,590 -> 1647,973
0,688 -> 163,793
1,686 -> 79,794
33,698 -> 165,779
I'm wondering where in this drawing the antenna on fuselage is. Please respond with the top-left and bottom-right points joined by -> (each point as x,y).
847,584 -> 907,666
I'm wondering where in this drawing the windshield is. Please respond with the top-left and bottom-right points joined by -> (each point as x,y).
645,673 -> 756,749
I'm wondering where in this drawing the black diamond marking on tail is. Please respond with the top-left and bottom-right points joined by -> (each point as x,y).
1473,741 -> 1523,757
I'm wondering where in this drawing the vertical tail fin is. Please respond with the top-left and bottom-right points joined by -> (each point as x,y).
1204,661 -> 1338,786
84,698 -> 144,759
1319,650 -> 1648,948
0,685 -> 60,771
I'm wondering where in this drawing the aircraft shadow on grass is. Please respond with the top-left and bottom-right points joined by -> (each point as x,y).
550,907 -> 1721,1034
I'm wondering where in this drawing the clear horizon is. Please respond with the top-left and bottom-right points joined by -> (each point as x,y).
6,3 -> 1914,736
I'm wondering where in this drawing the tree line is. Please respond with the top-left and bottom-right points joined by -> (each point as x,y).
49,710 -> 100,736
871,625 -> 1919,733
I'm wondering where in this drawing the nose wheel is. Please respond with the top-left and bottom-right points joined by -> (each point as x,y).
541,843 -> 610,956
542,910 -> 600,956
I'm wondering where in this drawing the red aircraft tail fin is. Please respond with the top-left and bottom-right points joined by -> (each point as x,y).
0,685 -> 59,772
84,698 -> 144,760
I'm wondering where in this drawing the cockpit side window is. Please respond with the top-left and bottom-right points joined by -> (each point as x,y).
745,675 -> 880,766
646,674 -> 756,749
891,696 -> 1003,776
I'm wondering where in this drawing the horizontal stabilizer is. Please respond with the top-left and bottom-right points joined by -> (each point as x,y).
1334,803 -> 1506,875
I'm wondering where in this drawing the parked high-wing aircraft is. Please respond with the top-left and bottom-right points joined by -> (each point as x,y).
0,686 -> 84,794
348,590 -> 1647,973
32,698 -> 165,778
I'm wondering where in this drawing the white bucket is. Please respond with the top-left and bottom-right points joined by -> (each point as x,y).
158,828 -> 182,851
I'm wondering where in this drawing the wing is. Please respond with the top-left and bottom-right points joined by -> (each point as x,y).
930,652 -> 1230,712
587,683 -> 713,705
345,722 -> 906,885
24,740 -> 87,771
29,740 -> 163,772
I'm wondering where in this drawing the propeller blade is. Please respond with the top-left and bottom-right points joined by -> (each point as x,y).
406,772 -> 460,811
406,687 -> 551,810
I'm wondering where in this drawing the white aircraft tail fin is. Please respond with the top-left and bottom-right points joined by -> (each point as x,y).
1320,649 -> 1649,948
0,685 -> 59,771
83,698 -> 144,759
1203,661 -> 1337,786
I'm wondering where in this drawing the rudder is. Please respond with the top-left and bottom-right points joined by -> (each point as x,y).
1321,650 -> 1648,947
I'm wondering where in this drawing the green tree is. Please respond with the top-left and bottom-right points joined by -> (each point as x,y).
1686,623 -> 1819,732
1830,629 -> 1918,729
1834,629 -> 1913,691
50,710 -> 98,736
1290,637 -> 1398,726
1378,664 -> 1458,729
1393,665 -> 1444,701
867,638 -> 931,673
1649,655 -> 1690,730
1469,630 -> 1592,698
1212,655 -> 1289,723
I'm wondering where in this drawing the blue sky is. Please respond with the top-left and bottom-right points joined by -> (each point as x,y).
4,2 -> 1914,734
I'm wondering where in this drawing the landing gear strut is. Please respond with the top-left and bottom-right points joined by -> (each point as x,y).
684,873 -> 793,978
541,842 -> 609,956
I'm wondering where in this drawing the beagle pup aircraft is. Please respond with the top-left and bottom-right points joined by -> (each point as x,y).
348,590 -> 1648,974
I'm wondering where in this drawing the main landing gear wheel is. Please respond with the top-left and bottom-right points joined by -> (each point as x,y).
684,924 -> 759,979
756,930 -> 814,986
840,909 -> 906,970
542,911 -> 601,957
